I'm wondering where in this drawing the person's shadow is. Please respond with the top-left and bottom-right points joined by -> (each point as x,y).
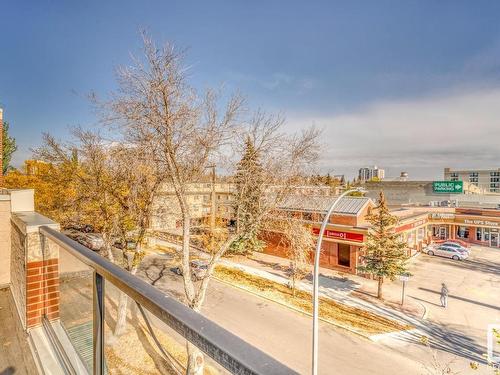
0,367 -> 15,375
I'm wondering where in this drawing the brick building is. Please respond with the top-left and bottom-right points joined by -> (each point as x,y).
263,196 -> 431,275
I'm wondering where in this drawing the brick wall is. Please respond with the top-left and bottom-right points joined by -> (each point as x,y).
26,258 -> 59,327
10,212 -> 60,330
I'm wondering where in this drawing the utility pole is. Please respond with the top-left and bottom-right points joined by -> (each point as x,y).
208,164 -> 216,231
312,187 -> 366,375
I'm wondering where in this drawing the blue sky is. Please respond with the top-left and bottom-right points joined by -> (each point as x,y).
2,1 -> 500,179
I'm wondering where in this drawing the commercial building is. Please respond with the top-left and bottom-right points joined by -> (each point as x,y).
263,196 -> 430,275
262,191 -> 500,276
444,167 -> 500,193
428,207 -> 500,248
358,166 -> 385,182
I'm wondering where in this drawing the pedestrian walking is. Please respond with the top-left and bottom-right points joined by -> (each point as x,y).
440,283 -> 449,308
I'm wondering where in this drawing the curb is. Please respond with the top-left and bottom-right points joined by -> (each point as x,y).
411,297 -> 429,320
214,276 -> 407,341
222,261 -> 418,325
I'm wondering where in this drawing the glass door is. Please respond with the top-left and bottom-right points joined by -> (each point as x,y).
439,226 -> 447,240
338,243 -> 351,267
491,232 -> 499,247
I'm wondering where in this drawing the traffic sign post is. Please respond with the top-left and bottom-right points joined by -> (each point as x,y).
399,274 -> 410,306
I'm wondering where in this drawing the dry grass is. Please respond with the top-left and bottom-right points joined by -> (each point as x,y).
104,296 -> 219,375
214,265 -> 413,335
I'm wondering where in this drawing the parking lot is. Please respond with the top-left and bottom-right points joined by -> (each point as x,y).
381,244 -> 500,371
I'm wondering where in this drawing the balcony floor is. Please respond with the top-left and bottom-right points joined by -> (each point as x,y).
0,287 -> 38,374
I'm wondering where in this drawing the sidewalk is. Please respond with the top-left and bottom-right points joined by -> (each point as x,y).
222,252 -> 426,331
149,238 -> 426,338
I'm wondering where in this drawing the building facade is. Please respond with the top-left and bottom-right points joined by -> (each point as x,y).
151,182 -> 236,231
444,167 -> 500,193
358,166 -> 385,182
263,196 -> 431,275
429,207 -> 500,248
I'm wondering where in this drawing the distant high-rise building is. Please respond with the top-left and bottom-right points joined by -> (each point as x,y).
444,167 -> 500,193
358,166 -> 385,182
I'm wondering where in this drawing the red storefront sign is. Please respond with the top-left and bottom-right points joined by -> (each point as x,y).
312,227 -> 364,243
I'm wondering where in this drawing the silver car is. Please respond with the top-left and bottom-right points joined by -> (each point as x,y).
64,229 -> 105,251
442,242 -> 470,255
427,245 -> 468,260
174,260 -> 209,281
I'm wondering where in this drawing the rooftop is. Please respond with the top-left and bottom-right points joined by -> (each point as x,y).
278,196 -> 373,216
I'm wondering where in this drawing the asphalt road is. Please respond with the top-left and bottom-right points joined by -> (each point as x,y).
138,254 -> 426,375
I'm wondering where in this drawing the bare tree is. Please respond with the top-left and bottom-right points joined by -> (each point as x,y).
271,218 -> 315,296
97,32 -> 321,374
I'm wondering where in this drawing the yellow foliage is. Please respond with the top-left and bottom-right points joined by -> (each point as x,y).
4,160 -> 79,226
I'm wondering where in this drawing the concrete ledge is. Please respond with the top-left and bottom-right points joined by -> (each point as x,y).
11,212 -> 59,235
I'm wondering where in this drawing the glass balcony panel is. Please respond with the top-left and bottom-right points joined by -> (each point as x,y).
104,281 -> 228,374
43,238 -> 94,374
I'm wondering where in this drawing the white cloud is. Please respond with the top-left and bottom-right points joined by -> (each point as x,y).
286,88 -> 500,179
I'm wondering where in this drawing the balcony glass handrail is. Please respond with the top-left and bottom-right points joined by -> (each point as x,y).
39,225 -> 296,375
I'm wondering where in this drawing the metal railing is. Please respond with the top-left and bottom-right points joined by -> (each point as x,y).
39,226 -> 296,375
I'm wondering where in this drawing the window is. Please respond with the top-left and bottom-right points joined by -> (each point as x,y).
450,172 -> 459,178
491,172 -> 500,177
476,228 -> 482,241
457,226 -> 469,239
469,172 -> 479,177
303,212 -> 313,221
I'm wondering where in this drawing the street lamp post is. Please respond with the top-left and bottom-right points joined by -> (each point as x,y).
312,187 -> 366,375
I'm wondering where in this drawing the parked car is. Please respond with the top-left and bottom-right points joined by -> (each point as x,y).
173,260 -> 209,281
114,239 -> 138,250
64,229 -> 104,251
441,241 -> 470,255
427,245 -> 468,260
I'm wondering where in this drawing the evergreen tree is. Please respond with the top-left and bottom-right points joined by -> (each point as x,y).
357,192 -> 409,299
2,122 -> 17,175
232,136 -> 265,254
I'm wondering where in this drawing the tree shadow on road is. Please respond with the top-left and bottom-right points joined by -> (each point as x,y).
399,320 -> 488,365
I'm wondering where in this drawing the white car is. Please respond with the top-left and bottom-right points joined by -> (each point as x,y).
427,245 -> 468,260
